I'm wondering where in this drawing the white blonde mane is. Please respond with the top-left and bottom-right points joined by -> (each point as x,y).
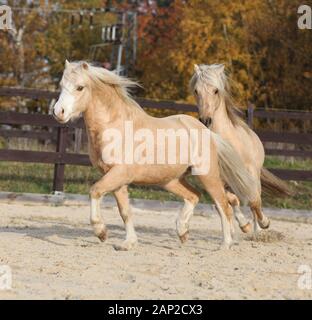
190,64 -> 248,128
190,64 -> 229,95
68,61 -> 142,111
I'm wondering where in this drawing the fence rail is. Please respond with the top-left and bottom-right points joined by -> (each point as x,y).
0,87 -> 311,191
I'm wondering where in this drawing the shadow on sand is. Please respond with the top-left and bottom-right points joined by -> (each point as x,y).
0,217 -> 221,250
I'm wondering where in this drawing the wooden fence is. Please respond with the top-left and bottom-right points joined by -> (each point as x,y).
0,87 -> 311,192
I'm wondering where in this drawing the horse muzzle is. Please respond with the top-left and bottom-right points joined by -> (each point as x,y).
52,106 -> 68,123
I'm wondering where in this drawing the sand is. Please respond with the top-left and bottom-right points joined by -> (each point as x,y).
0,202 -> 312,300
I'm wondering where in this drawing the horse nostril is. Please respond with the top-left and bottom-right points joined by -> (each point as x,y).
199,117 -> 212,127
61,108 -> 64,115
206,118 -> 212,127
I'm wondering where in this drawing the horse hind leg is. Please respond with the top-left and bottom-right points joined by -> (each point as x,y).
250,197 -> 270,232
247,168 -> 270,233
226,191 -> 252,234
163,178 -> 201,243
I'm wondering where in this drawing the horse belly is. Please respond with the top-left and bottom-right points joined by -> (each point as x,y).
131,164 -> 188,185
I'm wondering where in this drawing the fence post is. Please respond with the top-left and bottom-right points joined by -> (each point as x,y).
247,103 -> 255,129
74,128 -> 82,153
53,126 -> 68,192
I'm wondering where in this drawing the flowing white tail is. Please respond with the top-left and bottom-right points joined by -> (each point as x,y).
212,132 -> 258,204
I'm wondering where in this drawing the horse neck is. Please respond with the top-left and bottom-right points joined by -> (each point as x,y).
83,88 -> 117,134
83,86 -> 146,138
211,98 -> 234,134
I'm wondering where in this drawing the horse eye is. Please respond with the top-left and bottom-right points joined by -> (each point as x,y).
77,86 -> 84,91
214,89 -> 219,95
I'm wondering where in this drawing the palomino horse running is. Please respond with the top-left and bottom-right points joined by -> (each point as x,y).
190,64 -> 291,233
53,60 -> 258,250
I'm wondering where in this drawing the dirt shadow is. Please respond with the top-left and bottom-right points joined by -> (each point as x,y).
244,229 -> 285,243
0,221 -> 221,249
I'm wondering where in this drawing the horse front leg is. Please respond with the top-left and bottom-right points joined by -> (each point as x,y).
89,166 -> 131,243
90,196 -> 107,241
113,185 -> 138,251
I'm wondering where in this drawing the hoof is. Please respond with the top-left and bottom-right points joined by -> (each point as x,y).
258,217 -> 270,229
113,240 -> 138,251
240,222 -> 252,234
179,230 -> 189,244
97,229 -> 108,242
219,241 -> 233,250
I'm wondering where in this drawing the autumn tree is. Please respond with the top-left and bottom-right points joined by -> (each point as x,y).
1,0 -> 311,111
135,0 -> 312,110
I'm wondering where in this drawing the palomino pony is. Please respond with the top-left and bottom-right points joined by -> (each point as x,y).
190,64 -> 291,233
53,60 -> 258,250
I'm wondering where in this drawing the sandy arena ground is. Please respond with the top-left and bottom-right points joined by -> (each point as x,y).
0,201 -> 312,300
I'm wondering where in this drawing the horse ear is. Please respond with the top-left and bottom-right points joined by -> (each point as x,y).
65,59 -> 70,68
81,62 -> 89,70
194,64 -> 200,73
